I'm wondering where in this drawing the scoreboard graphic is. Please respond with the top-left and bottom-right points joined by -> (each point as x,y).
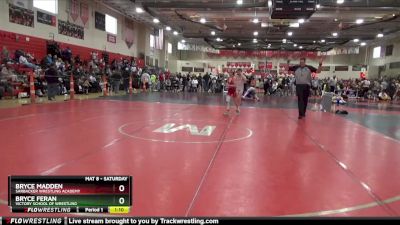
8,176 -> 132,214
270,0 -> 317,19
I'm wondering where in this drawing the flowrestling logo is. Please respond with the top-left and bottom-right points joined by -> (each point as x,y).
153,123 -> 216,136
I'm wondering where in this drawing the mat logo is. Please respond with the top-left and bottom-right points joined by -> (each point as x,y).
153,123 -> 216,136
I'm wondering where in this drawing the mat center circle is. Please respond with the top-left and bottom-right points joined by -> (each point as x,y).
119,119 -> 253,144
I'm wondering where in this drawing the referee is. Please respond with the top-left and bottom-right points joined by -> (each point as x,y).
289,58 -> 322,119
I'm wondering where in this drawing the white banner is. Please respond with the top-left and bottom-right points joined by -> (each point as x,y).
177,43 -> 219,54
123,18 -> 135,49
11,0 -> 29,9
155,29 -> 163,50
318,47 -> 360,56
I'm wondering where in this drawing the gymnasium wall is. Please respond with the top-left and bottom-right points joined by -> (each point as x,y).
0,0 -> 139,57
0,0 -> 180,70
0,29 -> 138,64
2,0 -> 399,77
140,24 -> 180,72
367,35 -> 400,79
176,36 -> 400,79
177,47 -> 369,79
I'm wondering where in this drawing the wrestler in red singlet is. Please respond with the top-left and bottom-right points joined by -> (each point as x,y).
227,75 -> 236,97
224,72 -> 241,115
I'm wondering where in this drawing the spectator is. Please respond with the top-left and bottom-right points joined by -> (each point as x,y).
111,70 -> 122,94
141,70 -> 151,92
62,47 -> 72,63
381,79 -> 388,92
191,77 -> 198,92
263,78 -> 270,95
82,77 -> 91,95
19,54 -> 39,70
311,77 -> 319,96
150,72 -> 157,91
2,46 -> 11,64
0,64 -> 14,99
378,91 -> 391,101
165,77 -> 171,91
387,79 -> 397,100
361,78 -> 371,98
122,67 -> 131,94
43,54 -> 53,67
45,64 -> 59,101
74,55 -> 82,65
182,75 -> 188,92
203,73 -> 211,92
159,72 -> 165,91
329,76 -> 337,93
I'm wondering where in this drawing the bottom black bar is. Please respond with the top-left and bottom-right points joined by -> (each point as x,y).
1,217 -> 400,225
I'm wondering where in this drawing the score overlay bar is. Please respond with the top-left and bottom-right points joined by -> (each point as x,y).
8,176 -> 132,213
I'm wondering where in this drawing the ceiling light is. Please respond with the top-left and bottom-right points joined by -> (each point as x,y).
321,39 -> 325,43
393,14 -> 396,17
200,18 -> 206,24
332,32 -> 338,37
268,0 -> 272,7
360,42 -> 366,46
267,46 -> 271,48
374,16 -> 383,19
136,7 -> 144,13
238,43 -> 241,46
316,4 -> 321,8
253,39 -> 257,43
252,18 -> 259,23
233,45 -> 236,47
337,0 -> 344,4
166,26 -> 171,31
298,19 -> 305,24
261,22 -> 268,27
282,39 -> 287,43
377,33 -> 384,38
287,31 -> 293,36
293,44 -> 297,47
313,40 -> 316,43
153,18 -> 160,23
299,46 -> 303,49
356,19 -> 364,24
253,31 -> 258,36
334,18 -> 338,22
211,31 -> 216,36
237,0 -> 243,5
173,31 -> 178,35
353,38 -> 359,43
289,23 -> 300,27
181,40 -> 185,43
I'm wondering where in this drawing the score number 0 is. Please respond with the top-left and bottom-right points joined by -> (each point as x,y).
118,185 -> 125,205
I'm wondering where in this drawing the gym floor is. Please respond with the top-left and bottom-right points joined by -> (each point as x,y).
0,92 -> 399,217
